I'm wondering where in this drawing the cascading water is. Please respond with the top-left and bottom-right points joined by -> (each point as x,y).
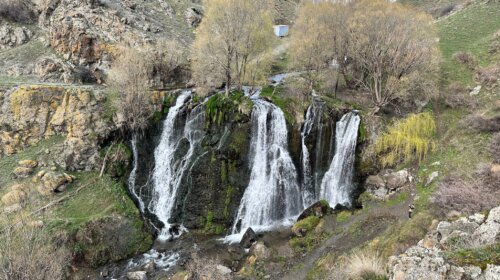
128,135 -> 145,213
231,99 -> 303,236
319,112 -> 360,207
149,91 -> 206,241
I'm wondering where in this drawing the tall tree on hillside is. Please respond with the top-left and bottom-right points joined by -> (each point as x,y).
191,0 -> 275,96
289,1 -> 353,95
348,0 -> 438,110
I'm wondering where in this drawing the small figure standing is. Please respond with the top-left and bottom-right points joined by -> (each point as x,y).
408,204 -> 415,219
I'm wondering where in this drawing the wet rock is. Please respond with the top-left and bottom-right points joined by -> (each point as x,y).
143,261 -> 155,272
13,167 -> 34,178
18,160 -> 38,168
240,227 -> 257,248
127,271 -> 147,280
250,241 -> 270,260
297,200 -> 331,221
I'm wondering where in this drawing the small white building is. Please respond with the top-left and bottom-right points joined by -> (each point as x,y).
273,25 -> 289,38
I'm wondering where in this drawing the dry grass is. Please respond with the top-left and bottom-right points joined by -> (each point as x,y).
435,166 -> 500,216
491,133 -> 500,163
328,249 -> 387,280
0,218 -> 71,280
453,51 -> 477,71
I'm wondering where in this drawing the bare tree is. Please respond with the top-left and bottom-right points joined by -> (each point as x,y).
150,40 -> 189,88
191,0 -> 275,96
108,47 -> 153,133
290,1 -> 354,96
0,219 -> 70,280
347,0 -> 438,110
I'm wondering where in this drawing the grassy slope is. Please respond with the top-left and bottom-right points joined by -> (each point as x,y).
438,1 -> 500,86
0,136 -> 152,264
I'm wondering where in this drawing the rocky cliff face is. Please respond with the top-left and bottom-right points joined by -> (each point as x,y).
0,85 -> 114,170
1,0 -> 201,83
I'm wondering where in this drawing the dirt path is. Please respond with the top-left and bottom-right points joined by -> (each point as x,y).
281,191 -> 416,280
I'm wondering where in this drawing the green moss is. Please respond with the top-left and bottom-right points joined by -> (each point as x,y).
358,119 -> 367,143
223,185 -> 233,219
293,216 -> 320,233
205,91 -> 251,128
220,160 -> 227,183
444,243 -> 500,270
336,211 -> 352,223
385,192 -> 408,207
204,211 -> 214,232
260,86 -> 296,124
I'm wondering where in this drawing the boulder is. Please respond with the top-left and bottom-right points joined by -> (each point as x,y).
297,200 -> 331,221
216,265 -> 232,275
1,190 -> 27,206
185,7 -> 202,28
18,160 -> 38,168
365,169 -> 412,199
38,171 -> 72,195
126,271 -> 147,280
240,227 -> 257,249
13,166 -> 34,178
4,203 -> 22,214
471,206 -> 500,245
250,241 -> 271,260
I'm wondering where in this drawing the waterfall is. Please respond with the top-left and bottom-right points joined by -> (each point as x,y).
149,91 -> 206,241
128,135 -> 145,213
300,105 -> 315,207
231,99 -> 302,235
319,112 -> 360,207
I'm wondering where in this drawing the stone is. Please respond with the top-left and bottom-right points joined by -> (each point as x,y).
216,265 -> 232,275
366,169 -> 412,200
127,271 -> 147,280
446,210 -> 462,220
143,261 -> 155,272
1,190 -> 27,206
469,85 -> 481,96
240,227 -> 257,248
297,200 -> 331,221
38,172 -> 71,195
18,160 -> 38,168
185,7 -> 202,28
13,166 -> 34,178
483,265 -> 500,280
471,206 -> 500,246
29,220 -> 44,228
426,171 -> 439,186
4,203 -> 22,214
250,242 -> 271,260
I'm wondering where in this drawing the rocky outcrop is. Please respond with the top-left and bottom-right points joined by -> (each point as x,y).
0,25 -> 33,49
365,169 -> 413,200
388,206 -> 500,280
0,85 -> 114,170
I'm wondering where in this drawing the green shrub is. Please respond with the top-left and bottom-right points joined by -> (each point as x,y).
375,112 -> 437,167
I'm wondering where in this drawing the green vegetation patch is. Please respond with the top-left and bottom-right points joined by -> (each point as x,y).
438,1 -> 500,85
445,243 -> 500,270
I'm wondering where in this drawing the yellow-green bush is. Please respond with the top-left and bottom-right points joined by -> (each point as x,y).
375,113 -> 436,167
